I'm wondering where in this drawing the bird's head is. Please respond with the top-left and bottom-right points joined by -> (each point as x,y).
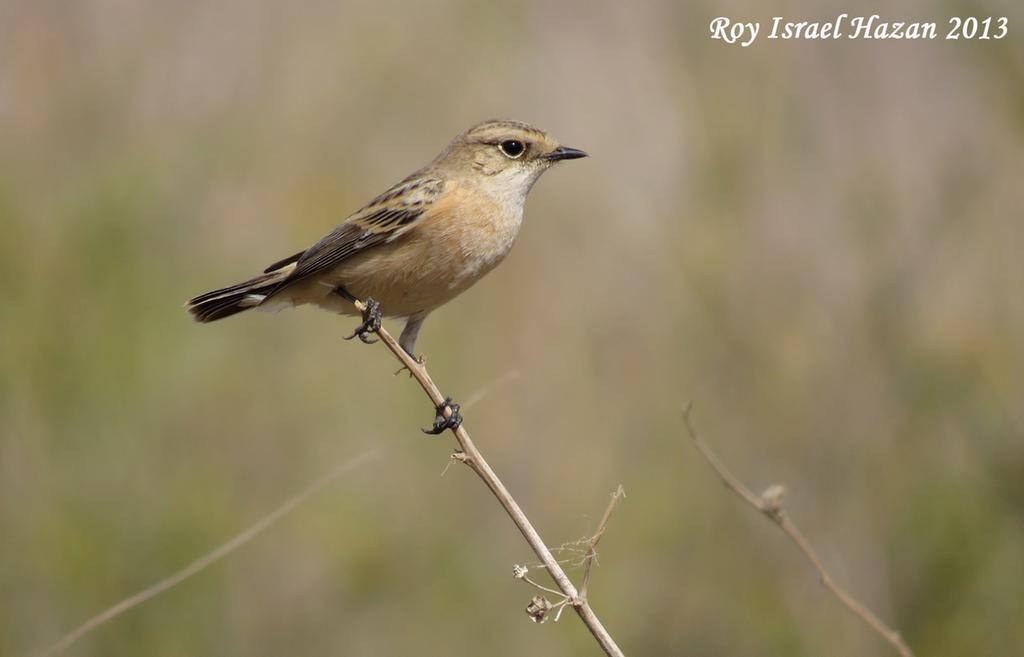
436,119 -> 587,201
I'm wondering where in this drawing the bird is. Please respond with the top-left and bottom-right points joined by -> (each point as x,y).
187,118 -> 586,364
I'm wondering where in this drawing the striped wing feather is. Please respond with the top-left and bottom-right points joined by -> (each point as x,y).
268,175 -> 444,287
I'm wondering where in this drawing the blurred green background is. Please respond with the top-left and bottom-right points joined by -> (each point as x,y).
2,0 -> 1022,655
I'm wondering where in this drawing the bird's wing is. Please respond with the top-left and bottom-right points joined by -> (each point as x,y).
263,250 -> 304,273
270,174 -> 445,286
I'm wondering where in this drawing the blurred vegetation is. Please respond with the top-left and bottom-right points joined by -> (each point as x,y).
1,0 -> 1022,655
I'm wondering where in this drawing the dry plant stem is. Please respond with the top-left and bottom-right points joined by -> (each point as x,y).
358,301 -> 625,657
44,448 -> 382,656
580,485 -> 625,600
682,406 -> 915,657
42,356 -> 516,655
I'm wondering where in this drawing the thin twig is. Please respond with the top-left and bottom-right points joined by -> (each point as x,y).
356,300 -> 626,657
514,486 -> 625,622
521,573 -> 568,599
461,369 -> 521,410
43,448 -> 381,656
682,404 -> 915,657
42,366 -> 521,656
581,485 -> 626,599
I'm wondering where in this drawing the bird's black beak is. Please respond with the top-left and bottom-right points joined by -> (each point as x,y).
544,145 -> 588,161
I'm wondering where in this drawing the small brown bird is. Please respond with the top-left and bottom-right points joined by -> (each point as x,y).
187,120 -> 586,359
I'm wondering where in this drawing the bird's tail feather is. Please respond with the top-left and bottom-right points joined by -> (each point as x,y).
186,270 -> 290,322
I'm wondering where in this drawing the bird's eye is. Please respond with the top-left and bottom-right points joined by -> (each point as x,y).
498,139 -> 526,158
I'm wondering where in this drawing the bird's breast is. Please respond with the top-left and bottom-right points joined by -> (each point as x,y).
293,181 -> 526,317
441,184 -> 524,290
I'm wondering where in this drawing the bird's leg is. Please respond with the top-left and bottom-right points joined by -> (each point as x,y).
392,313 -> 428,375
422,396 -> 462,435
337,287 -> 382,344
398,313 -> 428,359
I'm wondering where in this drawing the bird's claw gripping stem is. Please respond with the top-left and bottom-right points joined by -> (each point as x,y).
423,397 -> 462,435
344,298 -> 382,344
